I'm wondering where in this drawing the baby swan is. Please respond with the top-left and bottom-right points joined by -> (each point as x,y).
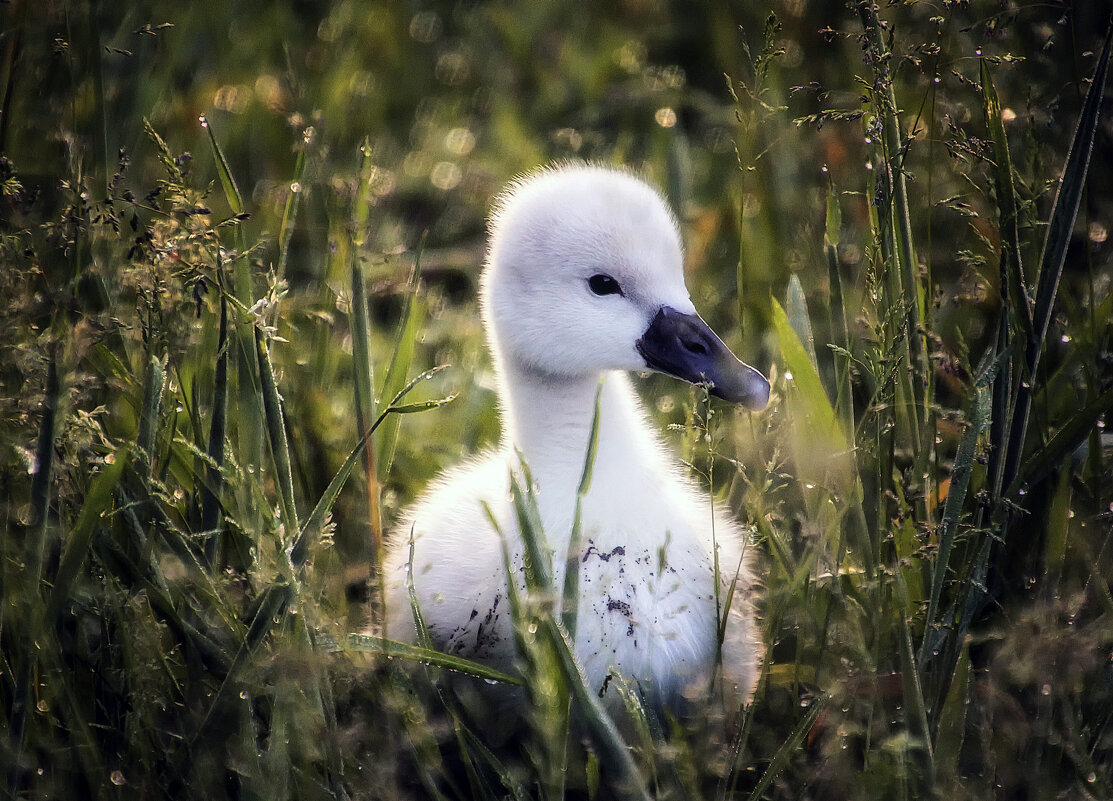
382,164 -> 769,714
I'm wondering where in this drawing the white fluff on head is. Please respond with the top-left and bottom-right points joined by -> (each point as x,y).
382,163 -> 762,719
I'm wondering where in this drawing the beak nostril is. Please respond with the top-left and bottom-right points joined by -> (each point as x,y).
684,340 -> 709,357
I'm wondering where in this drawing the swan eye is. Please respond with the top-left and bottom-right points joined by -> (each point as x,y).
588,274 -> 622,296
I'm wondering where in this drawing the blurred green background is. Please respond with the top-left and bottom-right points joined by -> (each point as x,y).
2,0 -> 1112,798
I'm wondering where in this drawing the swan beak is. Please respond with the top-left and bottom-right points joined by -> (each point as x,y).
636,306 -> 770,410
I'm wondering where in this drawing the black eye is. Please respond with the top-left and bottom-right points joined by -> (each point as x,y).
588,274 -> 622,296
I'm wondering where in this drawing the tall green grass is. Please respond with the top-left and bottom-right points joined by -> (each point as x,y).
2,1 -> 1111,799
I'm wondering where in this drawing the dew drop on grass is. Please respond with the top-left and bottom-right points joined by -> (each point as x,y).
36,699 -> 48,712
1088,772 -> 1098,783
290,181 -> 302,193
110,771 -> 126,786
198,114 -> 208,128
239,690 -> 248,700
1041,684 -> 1051,696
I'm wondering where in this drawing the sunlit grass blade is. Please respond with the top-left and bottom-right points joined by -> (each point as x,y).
770,297 -> 840,445
786,274 -> 818,372
771,296 -> 872,574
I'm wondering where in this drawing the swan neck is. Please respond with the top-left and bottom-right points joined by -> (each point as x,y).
499,361 -> 647,477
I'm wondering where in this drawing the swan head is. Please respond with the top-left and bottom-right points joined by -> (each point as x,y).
481,165 -> 770,410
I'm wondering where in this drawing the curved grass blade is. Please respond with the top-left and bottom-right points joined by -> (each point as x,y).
202,113 -> 244,217
345,635 -> 524,686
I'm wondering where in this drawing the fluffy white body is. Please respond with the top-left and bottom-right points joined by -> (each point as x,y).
382,165 -> 769,712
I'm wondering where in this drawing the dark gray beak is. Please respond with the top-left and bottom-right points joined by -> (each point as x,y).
636,306 -> 770,410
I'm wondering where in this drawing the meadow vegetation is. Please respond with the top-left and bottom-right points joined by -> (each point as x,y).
2,1 -> 1112,798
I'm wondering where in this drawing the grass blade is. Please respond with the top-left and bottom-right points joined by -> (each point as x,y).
135,352 -> 166,481
289,427 -> 372,570
1002,14 -> 1113,487
350,248 -> 383,574
824,175 -> 854,442
919,351 -> 1000,665
857,1 -> 927,445
744,692 -> 829,801
344,634 -> 524,685
44,447 -> 129,624
561,378 -> 603,639
202,114 -> 244,216
276,147 -> 306,280
375,251 -> 427,478
786,274 -> 818,371
7,344 -> 62,795
202,293 -> 229,565
981,59 -> 1034,342
254,325 -> 299,549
